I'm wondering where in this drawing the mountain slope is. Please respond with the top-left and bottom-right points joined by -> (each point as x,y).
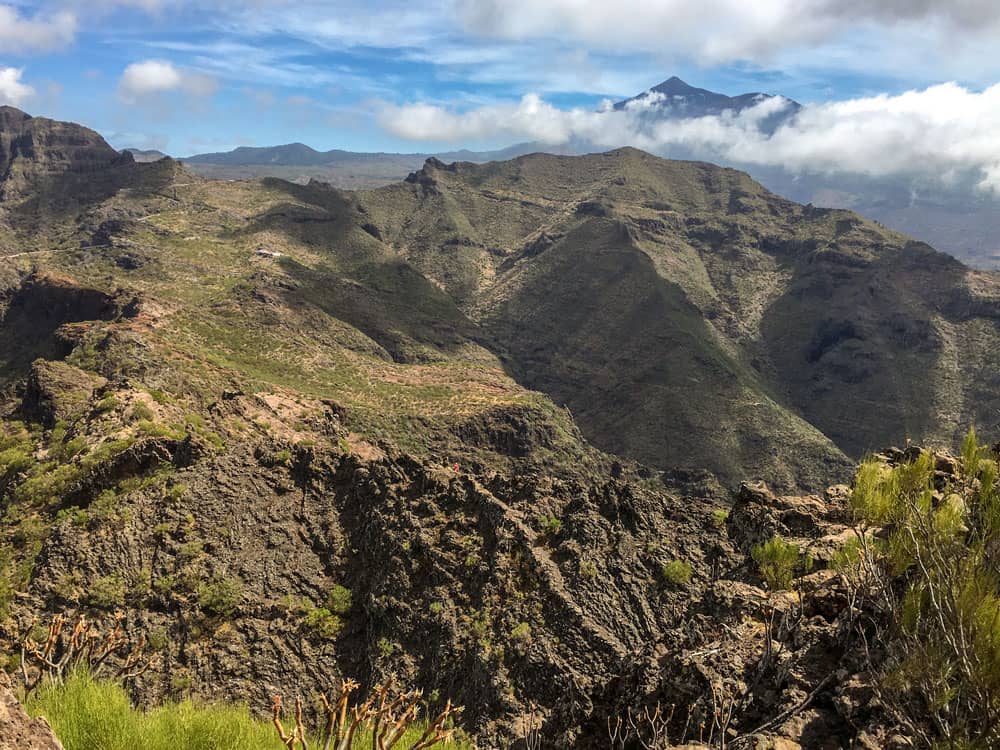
356,149 -> 1000,487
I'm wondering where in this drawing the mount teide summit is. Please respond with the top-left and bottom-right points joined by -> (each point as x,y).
614,75 -> 801,131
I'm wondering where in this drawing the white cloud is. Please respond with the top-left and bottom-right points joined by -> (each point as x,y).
378,82 -> 1000,194
118,59 -> 218,101
381,94 -> 577,143
119,59 -> 182,97
0,5 -> 77,53
0,67 -> 36,107
457,0 -> 1000,64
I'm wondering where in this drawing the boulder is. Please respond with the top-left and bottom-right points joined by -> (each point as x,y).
0,672 -> 63,750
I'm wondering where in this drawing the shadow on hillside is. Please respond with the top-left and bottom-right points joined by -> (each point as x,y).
759,238 -> 1000,458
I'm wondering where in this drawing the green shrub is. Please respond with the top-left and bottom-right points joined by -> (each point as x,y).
274,449 -> 292,465
0,447 -> 32,475
95,395 -> 119,413
197,577 -> 243,617
838,429 -> 1000,747
711,509 -> 729,528
326,584 -> 352,614
510,622 -> 532,642
131,402 -> 155,421
29,672 -> 283,750
661,559 -> 693,587
149,389 -> 170,405
89,489 -> 119,524
28,663 -> 474,750
302,607 -> 344,639
751,536 -> 800,591
537,515 -> 562,536
88,574 -> 126,608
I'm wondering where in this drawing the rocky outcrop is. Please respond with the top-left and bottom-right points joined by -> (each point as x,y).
21,360 -> 107,428
0,408 -> 930,747
0,106 -> 130,195
0,272 -> 139,386
0,672 -> 63,750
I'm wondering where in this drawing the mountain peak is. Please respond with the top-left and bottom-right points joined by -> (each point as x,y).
0,105 -> 32,128
650,76 -> 703,95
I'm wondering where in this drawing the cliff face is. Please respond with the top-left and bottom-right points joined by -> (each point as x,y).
0,106 -> 131,195
0,107 -> 182,253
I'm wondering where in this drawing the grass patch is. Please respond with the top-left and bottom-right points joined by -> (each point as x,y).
29,672 -> 475,750
29,672 -> 282,750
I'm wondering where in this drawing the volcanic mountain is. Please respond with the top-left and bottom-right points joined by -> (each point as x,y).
613,75 -> 801,133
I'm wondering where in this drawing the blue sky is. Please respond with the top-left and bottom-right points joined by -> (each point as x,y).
4,1 -> 1000,160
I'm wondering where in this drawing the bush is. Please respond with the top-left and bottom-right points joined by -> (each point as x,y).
197,577 -> 243,617
537,515 -> 562,535
29,672 -> 473,750
751,536 -> 800,591
711,509 -> 729,528
131,402 -> 155,421
661,559 -> 693,587
29,672 -> 284,750
88,574 -> 126,608
326,584 -> 352,615
95,395 -> 119,413
302,607 -> 344,639
0,447 -> 31,475
510,622 -> 532,643
579,560 -> 598,578
840,428 -> 1000,747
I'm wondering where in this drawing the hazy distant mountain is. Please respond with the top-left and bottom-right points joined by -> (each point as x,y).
176,141 -> 573,189
180,141 -> 561,168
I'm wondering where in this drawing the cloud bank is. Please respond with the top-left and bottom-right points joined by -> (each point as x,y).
379,82 -> 1000,193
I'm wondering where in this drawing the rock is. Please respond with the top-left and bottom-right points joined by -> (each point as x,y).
834,672 -> 876,722
0,671 -> 64,750
21,359 -> 107,427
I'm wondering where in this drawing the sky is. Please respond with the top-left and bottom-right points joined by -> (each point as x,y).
3,0 -> 1000,189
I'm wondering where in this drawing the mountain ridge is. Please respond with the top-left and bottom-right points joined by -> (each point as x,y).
128,75 -> 1000,270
